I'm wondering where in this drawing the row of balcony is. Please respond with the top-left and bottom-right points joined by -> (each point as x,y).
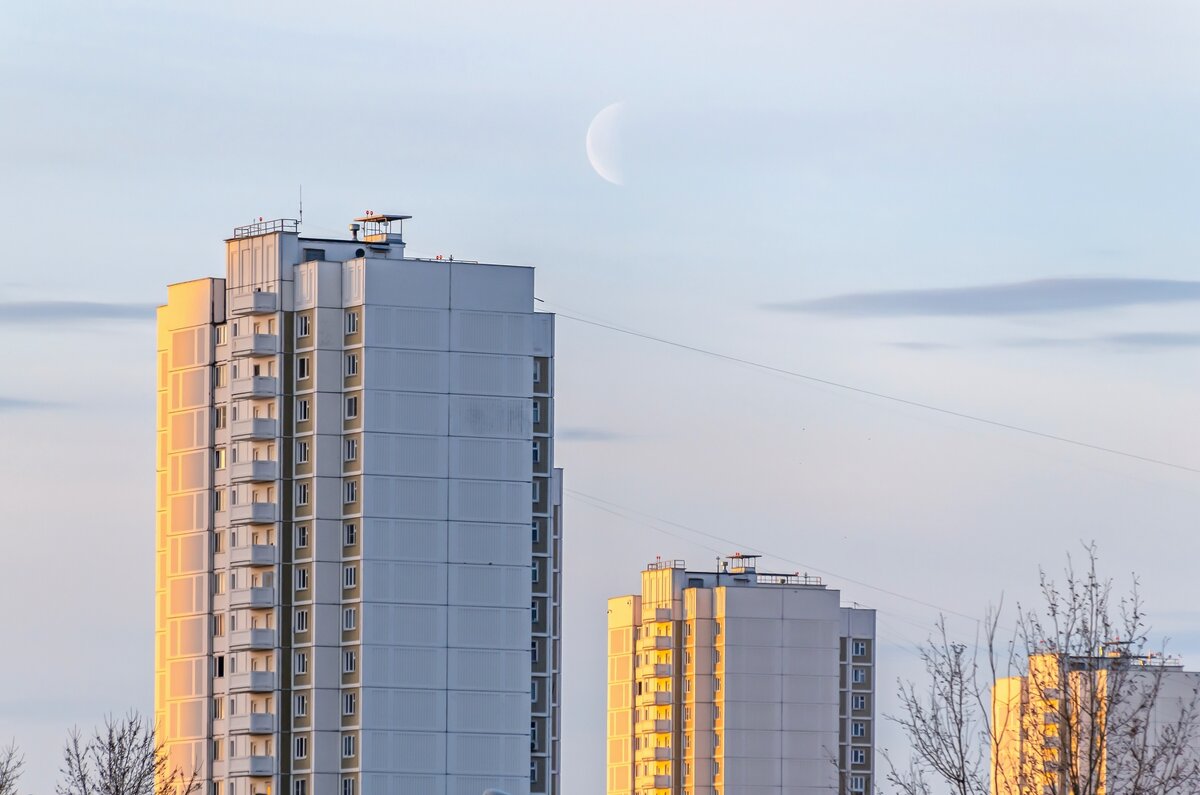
636,662 -> 672,678
635,718 -> 672,734
230,503 -> 275,526
228,670 -> 275,693
636,690 -> 672,706
231,334 -> 278,358
229,586 -> 274,610
229,291 -> 277,316
229,627 -> 275,651
228,712 -> 274,735
230,544 -> 275,567
634,746 -> 672,761
227,754 -> 273,777
635,773 -> 671,789
230,460 -> 277,483
638,635 -> 672,651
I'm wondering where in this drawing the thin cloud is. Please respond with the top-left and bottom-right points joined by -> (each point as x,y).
557,427 -> 629,442
0,396 -> 69,412
889,341 -> 955,351
0,300 -> 156,324
769,278 -> 1200,317
1006,332 -> 1200,349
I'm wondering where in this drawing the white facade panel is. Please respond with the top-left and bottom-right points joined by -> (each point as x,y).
446,690 -> 529,733
449,437 -> 532,481
364,433 -> 449,478
450,310 -> 531,355
449,395 -> 531,439
361,730 -> 446,774
448,564 -> 530,608
362,646 -> 447,689
448,649 -> 530,691
725,645 -> 784,675
530,312 -> 553,356
365,348 -> 449,392
448,523 -> 530,566
447,733 -> 530,776
363,476 -> 448,520
723,700 -> 782,730
363,774 -> 446,795
364,306 -> 449,350
362,519 -> 448,563
449,479 -> 531,523
781,674 -> 839,705
450,352 -> 533,398
449,261 -> 532,312
360,687 -> 447,731
448,606 -> 529,650
364,560 -> 448,603
364,604 -> 447,646
364,258 -> 450,309
781,647 -> 838,676
364,391 -> 448,435
782,619 -> 839,649
447,776 -> 529,795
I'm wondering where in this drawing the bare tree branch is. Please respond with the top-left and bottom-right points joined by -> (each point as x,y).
56,712 -> 201,795
0,741 -> 23,795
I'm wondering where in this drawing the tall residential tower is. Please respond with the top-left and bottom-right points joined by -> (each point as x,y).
156,214 -> 562,795
607,555 -> 876,795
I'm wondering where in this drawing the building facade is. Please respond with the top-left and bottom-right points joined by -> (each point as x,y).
606,555 -> 876,795
992,651 -> 1200,795
156,214 -> 562,795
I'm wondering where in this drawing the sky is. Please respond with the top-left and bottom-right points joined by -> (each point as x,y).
2,1 -> 1200,792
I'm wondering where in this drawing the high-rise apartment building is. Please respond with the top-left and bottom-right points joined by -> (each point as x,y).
606,555 -> 876,795
992,650 -> 1200,795
156,214 -> 562,795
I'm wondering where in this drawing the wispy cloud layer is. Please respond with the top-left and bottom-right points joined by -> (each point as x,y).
557,427 -> 629,442
1006,332 -> 1200,349
0,396 -> 69,412
770,278 -> 1200,317
0,300 -> 156,324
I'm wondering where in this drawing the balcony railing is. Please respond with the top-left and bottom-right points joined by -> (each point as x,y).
229,627 -> 275,651
229,502 -> 276,526
635,718 -> 671,734
231,460 -> 278,483
231,376 -> 278,399
230,418 -> 277,441
229,671 -> 275,693
232,334 -> 279,358
229,291 -> 279,316
638,635 -> 672,650
636,663 -> 672,679
230,544 -> 276,567
634,773 -> 671,789
229,712 -> 274,735
229,586 -> 275,610
634,746 -> 672,761
227,754 -> 274,776
636,690 -> 672,706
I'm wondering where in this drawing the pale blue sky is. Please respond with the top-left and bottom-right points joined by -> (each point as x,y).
3,2 -> 1200,792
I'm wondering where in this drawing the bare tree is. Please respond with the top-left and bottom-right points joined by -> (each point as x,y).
0,741 -> 23,795
886,544 -> 1200,795
57,711 -> 200,795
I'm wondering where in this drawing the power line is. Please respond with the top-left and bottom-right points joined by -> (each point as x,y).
548,309 -> 1200,476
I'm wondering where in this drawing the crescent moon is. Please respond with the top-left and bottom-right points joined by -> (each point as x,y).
586,101 -> 625,186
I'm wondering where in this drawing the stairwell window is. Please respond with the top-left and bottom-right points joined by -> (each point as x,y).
344,438 -> 358,462
295,567 -> 309,591
345,311 -> 359,334
297,398 -> 309,421
345,396 -> 358,419
295,694 -> 307,717
532,440 -> 541,463
343,565 -> 357,589
297,356 -> 310,380
294,651 -> 308,675
344,480 -> 357,504
343,522 -> 357,546
297,315 -> 310,338
342,778 -> 355,795
852,721 -> 866,738
296,525 -> 309,549
343,692 -> 356,716
345,353 -> 358,377
293,736 -> 307,760
296,441 -> 309,464
343,607 -> 356,630
296,482 -> 310,506
294,609 -> 309,633
343,650 -> 356,673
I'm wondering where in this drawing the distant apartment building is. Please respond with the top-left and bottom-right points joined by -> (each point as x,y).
606,555 -> 876,795
156,214 -> 562,795
992,650 -> 1200,795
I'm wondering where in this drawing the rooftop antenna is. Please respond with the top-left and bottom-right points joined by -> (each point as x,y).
298,185 -> 303,227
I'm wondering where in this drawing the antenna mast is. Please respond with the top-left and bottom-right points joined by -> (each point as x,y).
298,185 -> 303,226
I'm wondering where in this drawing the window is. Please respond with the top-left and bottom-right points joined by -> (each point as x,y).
531,600 -> 540,624
214,363 -> 228,387
297,398 -> 310,421
853,694 -> 867,711
297,315 -> 310,338
343,480 -> 357,504
213,739 -> 223,762
213,489 -> 225,512
852,668 -> 867,684
850,775 -> 865,792
213,614 -> 225,637
853,640 -> 867,657
531,639 -> 539,663
345,353 -> 358,376
345,396 -> 358,419
530,720 -> 538,751
296,440 -> 309,464
295,609 -> 309,633
345,311 -> 359,334
295,567 -> 309,591
296,482 -> 310,506
533,360 -> 542,383
343,522 -> 357,546
214,655 -> 225,678
343,692 -> 356,716
343,565 -> 357,589
293,781 -> 307,795
852,748 -> 866,765
531,520 -> 540,544
343,607 -> 356,631
343,650 -> 356,673
531,681 -> 538,703
341,778 -> 355,795
531,479 -> 540,503
215,324 -> 228,346
295,694 -> 307,717
214,406 -> 227,429
295,651 -> 308,675
530,759 -> 538,784
215,573 -> 226,595
297,356 -> 310,380
852,721 -> 866,738
532,440 -> 541,463
532,400 -> 541,424
344,438 -> 358,462
296,525 -> 309,549
213,696 -> 224,720
294,736 -> 308,760
531,561 -> 539,584
213,448 -> 226,470
714,677 -> 721,691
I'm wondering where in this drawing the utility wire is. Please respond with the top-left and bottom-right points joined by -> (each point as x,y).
548,310 -> 1200,476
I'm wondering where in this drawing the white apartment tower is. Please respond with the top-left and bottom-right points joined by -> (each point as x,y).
156,214 -> 562,795
607,556 -> 875,795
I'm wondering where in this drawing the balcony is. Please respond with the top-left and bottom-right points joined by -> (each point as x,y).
230,502 -> 275,526
635,718 -> 672,734
229,712 -> 275,735
231,460 -> 278,483
635,746 -> 672,762
229,291 -> 278,316
230,417 -> 277,441
637,663 -> 672,679
229,671 -> 275,693
232,334 -> 278,358
636,690 -> 672,706
638,635 -> 671,650
229,627 -> 275,651
644,607 -> 672,622
231,376 -> 278,399
228,754 -> 274,776
635,774 -> 671,789
230,586 -> 275,610
230,544 -> 276,567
